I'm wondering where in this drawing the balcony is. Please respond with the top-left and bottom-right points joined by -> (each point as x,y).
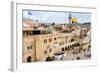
23,29 -> 52,36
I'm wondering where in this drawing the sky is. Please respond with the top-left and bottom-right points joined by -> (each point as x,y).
23,10 -> 91,24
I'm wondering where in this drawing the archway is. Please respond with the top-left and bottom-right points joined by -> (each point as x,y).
27,56 -> 32,62
62,48 -> 64,51
46,56 -> 53,61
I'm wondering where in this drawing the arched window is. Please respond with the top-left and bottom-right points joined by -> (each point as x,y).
62,48 -> 64,51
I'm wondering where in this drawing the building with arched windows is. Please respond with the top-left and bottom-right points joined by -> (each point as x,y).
22,19 -> 91,62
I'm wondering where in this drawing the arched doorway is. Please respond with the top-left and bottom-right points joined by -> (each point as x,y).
62,48 -> 64,51
27,56 -> 32,62
46,56 -> 53,61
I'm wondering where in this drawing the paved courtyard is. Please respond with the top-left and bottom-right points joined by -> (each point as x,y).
62,49 -> 91,61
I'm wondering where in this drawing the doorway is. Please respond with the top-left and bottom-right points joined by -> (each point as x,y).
27,56 -> 32,62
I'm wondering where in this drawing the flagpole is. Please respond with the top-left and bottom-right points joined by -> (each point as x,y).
28,11 -> 30,27
28,11 -> 32,27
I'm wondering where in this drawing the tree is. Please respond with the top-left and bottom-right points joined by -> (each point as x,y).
51,22 -> 55,26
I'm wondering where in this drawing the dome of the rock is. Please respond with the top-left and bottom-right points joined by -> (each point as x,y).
72,18 -> 78,23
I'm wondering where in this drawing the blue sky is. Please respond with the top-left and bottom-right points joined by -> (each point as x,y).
23,10 -> 91,23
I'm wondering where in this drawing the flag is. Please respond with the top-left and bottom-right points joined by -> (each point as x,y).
28,11 -> 32,15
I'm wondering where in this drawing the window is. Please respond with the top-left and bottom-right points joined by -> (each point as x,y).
44,39 -> 47,44
30,31 -> 33,35
23,31 -> 27,36
54,38 -> 56,40
65,47 -> 68,50
23,31 -> 28,36
71,38 -> 74,42
49,39 -> 52,42
27,46 -> 32,50
28,46 -> 30,50
30,46 -> 32,49
44,50 -> 47,54
32,30 -> 41,35
49,48 -> 52,53
58,37 -> 61,39
28,31 -> 31,35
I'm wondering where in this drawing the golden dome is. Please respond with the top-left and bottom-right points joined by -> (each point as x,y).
71,18 -> 78,23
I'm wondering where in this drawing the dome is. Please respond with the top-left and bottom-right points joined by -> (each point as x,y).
71,18 -> 78,23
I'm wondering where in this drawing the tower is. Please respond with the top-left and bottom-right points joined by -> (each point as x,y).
69,13 -> 72,24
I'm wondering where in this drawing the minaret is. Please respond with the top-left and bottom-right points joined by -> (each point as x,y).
69,13 -> 72,24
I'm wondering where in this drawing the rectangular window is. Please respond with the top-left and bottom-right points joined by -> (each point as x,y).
30,31 -> 33,35
25,31 -> 28,35
54,38 -> 56,40
27,46 -> 32,50
27,46 -> 30,50
32,30 -> 41,35
44,39 -> 47,44
44,50 -> 47,54
28,32 -> 31,35
30,46 -> 32,49
49,39 -> 52,42
23,31 -> 28,36
49,48 -> 52,53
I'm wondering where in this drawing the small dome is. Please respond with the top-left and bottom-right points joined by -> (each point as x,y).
72,18 -> 78,23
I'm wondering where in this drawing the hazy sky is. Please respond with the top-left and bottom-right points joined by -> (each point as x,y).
23,10 -> 91,23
